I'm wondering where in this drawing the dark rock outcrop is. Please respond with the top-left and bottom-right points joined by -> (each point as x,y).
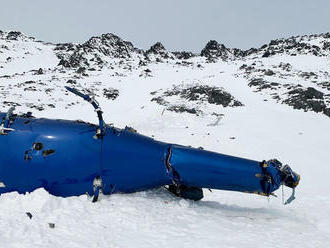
167,105 -> 198,115
145,42 -> 174,60
201,40 -> 230,61
151,84 -> 243,115
83,33 -> 138,58
164,85 -> 243,107
173,51 -> 195,60
283,87 -> 329,117
246,33 -> 330,58
6,31 -> 23,40
146,42 -> 166,55
55,33 -> 141,68
248,78 -> 280,91
103,88 -> 119,100
248,77 -> 330,117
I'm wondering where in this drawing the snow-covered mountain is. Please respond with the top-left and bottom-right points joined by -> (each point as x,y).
0,30 -> 330,248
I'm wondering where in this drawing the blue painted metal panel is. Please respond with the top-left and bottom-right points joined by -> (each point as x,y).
169,145 -> 282,195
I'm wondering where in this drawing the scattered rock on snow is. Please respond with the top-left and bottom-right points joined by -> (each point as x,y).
167,105 -> 199,115
103,88 -> 119,100
283,87 -> 330,117
173,51 -> 195,60
248,78 -> 280,92
151,84 -> 243,115
48,223 -> 55,229
248,77 -> 330,117
162,84 -> 243,107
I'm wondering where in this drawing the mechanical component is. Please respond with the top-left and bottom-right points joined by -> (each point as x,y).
92,176 -> 103,202
167,184 -> 204,201
0,107 -> 15,135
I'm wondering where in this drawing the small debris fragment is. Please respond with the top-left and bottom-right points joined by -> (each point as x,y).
26,212 -> 33,219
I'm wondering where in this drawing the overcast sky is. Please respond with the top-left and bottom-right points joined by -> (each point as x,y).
1,0 -> 329,52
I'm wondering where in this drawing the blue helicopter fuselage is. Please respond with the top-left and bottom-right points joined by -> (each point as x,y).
0,111 -> 296,199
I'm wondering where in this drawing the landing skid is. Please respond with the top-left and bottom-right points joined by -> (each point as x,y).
166,184 -> 204,201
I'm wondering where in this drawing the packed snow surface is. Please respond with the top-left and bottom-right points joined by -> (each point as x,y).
0,31 -> 330,247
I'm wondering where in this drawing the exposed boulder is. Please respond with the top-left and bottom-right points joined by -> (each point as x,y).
167,105 -> 199,115
151,84 -> 243,115
103,88 -> 119,100
6,31 -> 23,40
248,77 -> 330,117
231,48 -> 245,57
173,51 -> 195,60
146,42 -> 166,55
201,40 -> 231,61
37,68 -> 44,75
145,42 -> 174,60
264,69 -> 275,76
323,42 -> 330,51
164,84 -> 243,107
318,81 -> 330,91
283,87 -> 329,116
244,48 -> 259,57
66,79 -> 77,85
248,78 -> 280,92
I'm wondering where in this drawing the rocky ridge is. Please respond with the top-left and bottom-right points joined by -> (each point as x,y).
55,33 -> 142,69
1,30 -> 330,118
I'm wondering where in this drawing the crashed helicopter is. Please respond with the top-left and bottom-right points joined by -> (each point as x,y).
0,87 -> 300,204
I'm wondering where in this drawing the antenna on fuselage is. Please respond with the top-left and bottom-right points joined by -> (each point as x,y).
65,86 -> 105,202
65,86 -> 105,138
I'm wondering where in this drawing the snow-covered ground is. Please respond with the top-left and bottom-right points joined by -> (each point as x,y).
0,31 -> 330,247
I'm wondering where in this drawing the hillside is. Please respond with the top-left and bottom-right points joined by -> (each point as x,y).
0,30 -> 330,248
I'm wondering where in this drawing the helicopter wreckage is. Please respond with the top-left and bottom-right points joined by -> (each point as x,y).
0,87 -> 300,204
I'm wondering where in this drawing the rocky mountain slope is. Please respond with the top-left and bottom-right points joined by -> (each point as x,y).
0,30 -> 330,248
1,30 -> 329,119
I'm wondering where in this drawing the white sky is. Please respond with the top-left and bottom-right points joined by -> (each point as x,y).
1,0 -> 329,52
